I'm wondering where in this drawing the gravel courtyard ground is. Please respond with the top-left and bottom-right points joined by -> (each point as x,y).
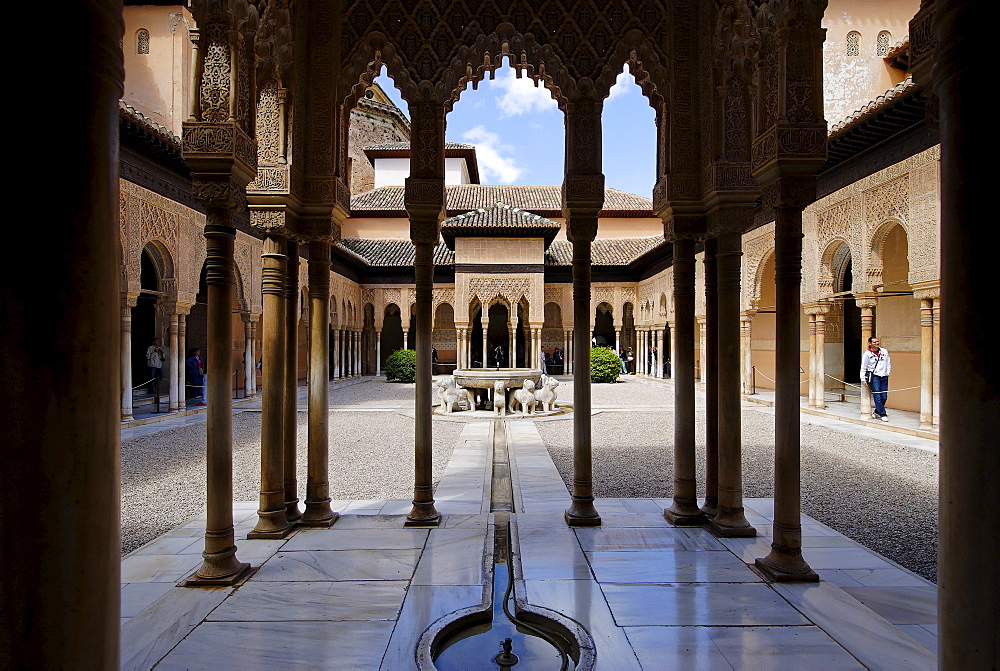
538,376 -> 939,582
121,376 -> 938,583
120,380 -> 461,555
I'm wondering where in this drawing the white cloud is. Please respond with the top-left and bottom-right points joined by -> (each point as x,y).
607,70 -> 636,102
488,68 -> 558,119
462,125 -> 523,184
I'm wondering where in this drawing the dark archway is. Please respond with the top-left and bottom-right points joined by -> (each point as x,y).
486,302 -> 510,367
362,303 -> 376,375
132,248 -> 161,388
381,304 -> 404,369
593,303 -> 614,349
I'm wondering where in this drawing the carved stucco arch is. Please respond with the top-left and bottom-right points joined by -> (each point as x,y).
658,292 -> 668,323
594,30 -> 669,109
818,237 -> 851,297
140,240 -> 177,300
330,294 -> 339,328
749,248 -> 776,310
867,219 -> 910,291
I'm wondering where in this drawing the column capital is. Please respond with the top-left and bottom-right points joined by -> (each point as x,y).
663,212 -> 707,241
803,301 -> 831,316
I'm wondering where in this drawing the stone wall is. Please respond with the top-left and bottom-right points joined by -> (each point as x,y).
348,101 -> 410,196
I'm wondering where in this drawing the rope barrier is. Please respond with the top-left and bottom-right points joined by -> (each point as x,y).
751,367 -> 807,385
132,378 -> 155,390
822,373 -> 922,394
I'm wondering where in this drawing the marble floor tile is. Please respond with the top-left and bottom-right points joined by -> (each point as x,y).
157,620 -> 395,670
522,579 -> 643,671
576,527 -> 726,552
773,582 -> 936,670
897,625 -> 939,653
840,586 -> 937,624
377,499 -> 414,515
341,499 -> 389,514
618,498 -> 665,513
280,528 -> 428,552
625,626 -> 732,670
254,548 -> 422,582
800,547 -> 899,570
120,585 -> 232,669
517,527 -> 593,581
325,514 -> 409,530
588,549 -> 761,584
380,584 -> 487,671
208,580 -> 408,621
130,535 -> 202,556
120,582 -> 174,618
709,626 -> 865,670
440,514 -> 490,528
120,553 -> 204,583
841,568 -> 933,587
411,529 -> 487,586
603,583 -> 809,626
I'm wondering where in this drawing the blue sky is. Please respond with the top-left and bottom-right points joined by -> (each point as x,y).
374,65 -> 657,198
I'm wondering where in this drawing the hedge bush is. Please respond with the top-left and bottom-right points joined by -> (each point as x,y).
384,349 -> 416,382
590,346 -> 621,383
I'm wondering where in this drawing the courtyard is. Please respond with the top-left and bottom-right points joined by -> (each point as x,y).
119,375 -> 939,668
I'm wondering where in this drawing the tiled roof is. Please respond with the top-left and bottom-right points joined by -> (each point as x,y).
440,202 -> 561,249
829,76 -> 915,136
351,185 -> 652,216
545,236 -> 665,266
336,238 -> 455,267
364,141 -> 475,151
119,101 -> 181,147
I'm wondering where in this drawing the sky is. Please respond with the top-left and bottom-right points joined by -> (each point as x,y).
373,65 -> 657,198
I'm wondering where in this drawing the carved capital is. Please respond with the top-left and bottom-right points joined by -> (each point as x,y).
562,174 -> 605,213
565,215 -> 598,244
191,174 -> 247,215
298,216 -> 342,244
409,216 -> 441,246
250,207 -> 295,238
183,121 -> 257,185
803,301 -> 831,316
706,205 -> 754,238
663,213 -> 707,242
752,124 -> 827,181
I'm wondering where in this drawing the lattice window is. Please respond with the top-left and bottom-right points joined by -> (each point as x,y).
136,29 -> 150,55
876,31 -> 892,57
846,31 -> 860,57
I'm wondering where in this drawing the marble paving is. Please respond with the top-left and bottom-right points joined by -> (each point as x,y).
120,416 -> 938,670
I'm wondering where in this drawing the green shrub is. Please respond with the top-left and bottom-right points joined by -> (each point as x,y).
590,346 -> 621,383
384,349 -> 416,382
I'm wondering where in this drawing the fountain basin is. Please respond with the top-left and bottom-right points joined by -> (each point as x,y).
453,368 -> 543,391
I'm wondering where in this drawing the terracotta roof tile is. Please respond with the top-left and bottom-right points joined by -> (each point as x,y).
351,185 -> 652,215
363,141 -> 475,151
829,76 -> 915,136
336,238 -> 454,266
545,236 -> 665,266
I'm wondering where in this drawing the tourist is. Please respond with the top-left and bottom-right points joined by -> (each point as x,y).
553,347 -> 564,374
860,336 -> 891,422
540,348 -> 548,374
432,348 -> 438,375
186,347 -> 205,406
626,347 -> 634,374
146,337 -> 165,394
619,348 -> 628,374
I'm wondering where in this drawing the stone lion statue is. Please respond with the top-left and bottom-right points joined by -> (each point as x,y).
492,379 -> 507,417
533,375 -> 559,412
510,379 -> 537,415
435,376 -> 474,413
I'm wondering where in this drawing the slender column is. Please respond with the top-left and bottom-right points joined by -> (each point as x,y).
565,234 -> 601,525
702,239 -> 719,517
665,324 -> 673,378
638,330 -> 645,374
250,236 -> 292,539
918,298 -> 933,429
302,240 -> 337,527
807,313 -> 817,407
665,238 -> 704,526
740,312 -> 755,394
931,297 -> 940,426
375,330 -> 382,375
243,315 -> 254,397
283,241 -> 301,523
481,322 -> 488,368
178,312 -> 188,406
709,231 -> 755,536
188,222 -> 251,584
756,204 -> 816,580
168,311 -> 180,411
355,331 -> 361,375
406,239 -> 441,526
121,296 -> 136,421
857,299 -> 876,418
614,328 -> 621,356
931,7 -> 998,660
249,321 -> 258,395
403,329 -> 409,351
339,330 -> 345,378
695,317 -> 707,388
815,310 -> 827,409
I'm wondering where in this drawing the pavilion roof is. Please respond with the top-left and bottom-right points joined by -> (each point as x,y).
440,203 -> 561,249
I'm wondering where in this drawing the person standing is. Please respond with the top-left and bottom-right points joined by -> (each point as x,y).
186,347 -> 206,406
146,337 -> 165,394
860,336 -> 891,422
540,348 -> 548,374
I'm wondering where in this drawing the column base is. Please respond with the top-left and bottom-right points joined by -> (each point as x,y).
284,497 -> 302,524
755,547 -> 819,582
301,498 -> 339,528
247,508 -> 295,539
121,414 -> 134,423
664,501 -> 706,527
706,507 -> 757,537
183,547 -> 255,587
565,498 -> 602,526
700,497 -> 719,518
405,500 -> 442,527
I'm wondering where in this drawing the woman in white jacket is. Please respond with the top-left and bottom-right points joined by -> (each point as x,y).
860,336 -> 891,421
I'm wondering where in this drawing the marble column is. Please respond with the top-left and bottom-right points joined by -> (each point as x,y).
178,312 -> 187,406
807,313 -> 817,407
188,220 -> 251,585
510,323 -> 517,367
481,322 -> 488,368
696,316 -> 707,388
930,6 -> 998,660
302,240 -> 337,527
931,297 -> 940,426
283,241 -> 300,523
708,231 -> 754,537
740,312 -> 755,395
403,330 -> 409,351
121,295 -> 137,421
243,315 -> 254,398
406,237 -> 441,527
7,6 -> 123,659
250,320 -> 258,395
665,238 -> 704,526
703,239 -> 719,518
168,311 -> 180,412
815,309 -> 828,409
250,236 -> 293,539
355,331 -> 361,375
756,201 -> 816,581
657,327 -> 666,379
375,330 -> 382,375
857,299 -> 876,419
